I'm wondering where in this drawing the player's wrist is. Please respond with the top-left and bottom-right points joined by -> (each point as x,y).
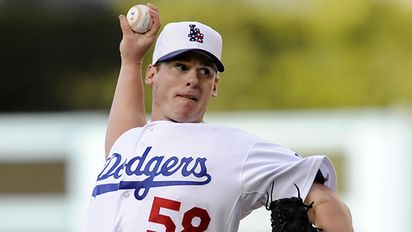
120,57 -> 144,67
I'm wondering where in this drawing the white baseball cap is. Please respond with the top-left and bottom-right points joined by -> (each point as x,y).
152,21 -> 224,72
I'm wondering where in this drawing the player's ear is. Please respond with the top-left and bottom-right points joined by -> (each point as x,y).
212,75 -> 219,97
145,64 -> 157,85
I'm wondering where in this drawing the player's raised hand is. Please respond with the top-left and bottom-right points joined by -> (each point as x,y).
118,3 -> 161,65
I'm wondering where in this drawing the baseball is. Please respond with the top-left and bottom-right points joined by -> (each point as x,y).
126,5 -> 152,33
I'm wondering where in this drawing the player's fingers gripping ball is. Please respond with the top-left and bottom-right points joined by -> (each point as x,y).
126,4 -> 152,33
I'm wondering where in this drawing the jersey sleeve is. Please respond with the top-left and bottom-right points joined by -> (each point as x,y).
240,138 -> 336,214
107,126 -> 145,156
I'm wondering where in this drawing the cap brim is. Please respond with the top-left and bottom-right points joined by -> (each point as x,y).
156,49 -> 225,72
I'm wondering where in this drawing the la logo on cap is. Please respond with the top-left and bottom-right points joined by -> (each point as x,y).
188,24 -> 204,43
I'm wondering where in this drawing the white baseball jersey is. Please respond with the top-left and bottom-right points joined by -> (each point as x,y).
84,120 -> 336,232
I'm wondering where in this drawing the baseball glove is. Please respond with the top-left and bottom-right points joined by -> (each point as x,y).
265,183 -> 322,232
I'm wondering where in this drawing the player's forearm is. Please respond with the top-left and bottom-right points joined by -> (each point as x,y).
311,197 -> 353,232
105,61 -> 147,156
306,184 -> 353,232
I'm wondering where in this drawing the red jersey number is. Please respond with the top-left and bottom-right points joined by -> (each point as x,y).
147,196 -> 211,232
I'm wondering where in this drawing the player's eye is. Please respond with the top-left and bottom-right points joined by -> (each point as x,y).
174,63 -> 189,72
198,67 -> 214,77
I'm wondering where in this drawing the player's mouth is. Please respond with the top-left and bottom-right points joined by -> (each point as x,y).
177,94 -> 198,102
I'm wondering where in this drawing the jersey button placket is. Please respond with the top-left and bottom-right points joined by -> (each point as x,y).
138,124 -> 154,153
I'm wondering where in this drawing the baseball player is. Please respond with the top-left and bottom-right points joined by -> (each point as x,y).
84,3 -> 353,232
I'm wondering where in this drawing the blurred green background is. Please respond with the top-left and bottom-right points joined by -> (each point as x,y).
1,0 -> 411,112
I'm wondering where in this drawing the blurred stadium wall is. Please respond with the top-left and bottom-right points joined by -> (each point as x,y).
0,108 -> 410,231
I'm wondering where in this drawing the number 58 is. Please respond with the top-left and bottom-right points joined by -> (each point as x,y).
147,196 -> 211,232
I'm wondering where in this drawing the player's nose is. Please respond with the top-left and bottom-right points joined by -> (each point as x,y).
185,70 -> 199,88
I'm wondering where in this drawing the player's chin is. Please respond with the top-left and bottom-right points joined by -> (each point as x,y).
171,115 -> 202,123
171,108 -> 204,123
